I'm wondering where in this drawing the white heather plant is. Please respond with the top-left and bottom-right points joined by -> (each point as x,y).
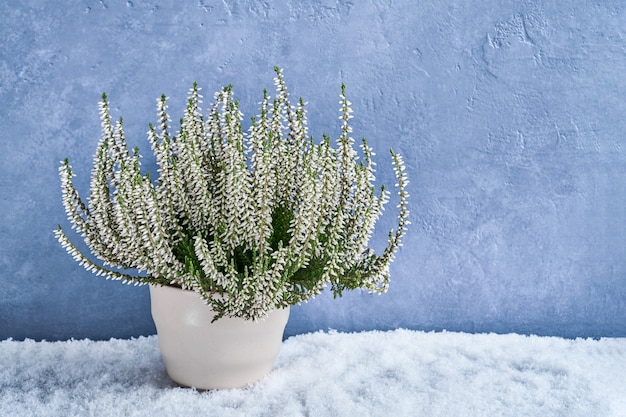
56,68 -> 410,321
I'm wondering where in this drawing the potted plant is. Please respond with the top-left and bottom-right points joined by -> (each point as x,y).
55,67 -> 410,389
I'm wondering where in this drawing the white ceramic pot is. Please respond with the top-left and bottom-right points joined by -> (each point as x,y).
149,284 -> 290,390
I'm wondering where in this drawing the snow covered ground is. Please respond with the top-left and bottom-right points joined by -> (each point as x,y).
1,329 -> 624,417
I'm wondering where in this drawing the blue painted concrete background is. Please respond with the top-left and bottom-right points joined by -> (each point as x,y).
1,0 -> 625,340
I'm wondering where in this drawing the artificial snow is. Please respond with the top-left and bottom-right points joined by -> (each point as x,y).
1,329 -> 624,417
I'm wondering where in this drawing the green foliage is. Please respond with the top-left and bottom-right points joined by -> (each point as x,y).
55,68 -> 410,321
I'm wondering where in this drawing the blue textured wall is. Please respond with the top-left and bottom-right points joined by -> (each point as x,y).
1,0 -> 625,340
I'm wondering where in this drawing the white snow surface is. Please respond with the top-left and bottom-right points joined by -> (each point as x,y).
1,329 -> 624,417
